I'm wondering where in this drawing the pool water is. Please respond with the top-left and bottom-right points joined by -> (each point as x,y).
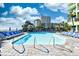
12,32 -> 66,45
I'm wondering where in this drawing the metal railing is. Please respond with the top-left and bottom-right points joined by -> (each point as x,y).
12,38 -> 25,54
33,37 -> 49,53
52,35 -> 73,53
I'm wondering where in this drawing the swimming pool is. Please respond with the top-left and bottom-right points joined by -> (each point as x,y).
12,32 -> 66,45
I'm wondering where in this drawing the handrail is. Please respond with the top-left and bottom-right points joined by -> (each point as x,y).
33,37 -> 49,53
52,36 -> 56,48
12,38 -> 25,54
55,45 -> 73,53
48,38 -> 52,45
52,35 -> 73,53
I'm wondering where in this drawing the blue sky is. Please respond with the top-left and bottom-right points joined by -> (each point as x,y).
0,3 -> 68,30
0,3 -> 67,18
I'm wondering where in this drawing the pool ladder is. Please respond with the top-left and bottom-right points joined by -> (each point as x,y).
33,37 -> 49,53
52,35 -> 73,53
12,38 -> 25,54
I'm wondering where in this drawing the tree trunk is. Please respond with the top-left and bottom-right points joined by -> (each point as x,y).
72,17 -> 75,32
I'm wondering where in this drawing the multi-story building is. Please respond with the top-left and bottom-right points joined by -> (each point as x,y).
34,19 -> 41,27
41,16 -> 51,29
68,3 -> 79,32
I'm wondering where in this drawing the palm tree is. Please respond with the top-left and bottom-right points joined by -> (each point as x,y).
70,12 -> 74,25
69,12 -> 76,32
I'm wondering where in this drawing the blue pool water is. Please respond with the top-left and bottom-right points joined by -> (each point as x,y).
12,32 -> 66,45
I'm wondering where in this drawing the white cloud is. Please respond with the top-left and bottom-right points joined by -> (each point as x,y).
0,17 -> 24,30
10,6 -> 23,15
23,7 -> 38,15
0,3 -> 5,8
2,11 -> 8,16
0,16 -> 41,30
40,5 -> 44,8
51,16 -> 67,23
16,17 -> 25,23
10,6 -> 39,16
22,15 -> 41,23
44,3 -> 68,13
30,16 -> 41,23
30,16 -> 40,20
9,6 -> 40,24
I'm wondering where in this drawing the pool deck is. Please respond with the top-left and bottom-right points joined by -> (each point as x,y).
1,32 -> 79,56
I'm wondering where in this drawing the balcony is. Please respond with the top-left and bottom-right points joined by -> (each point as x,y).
68,4 -> 76,11
69,3 -> 75,6
68,21 -> 79,26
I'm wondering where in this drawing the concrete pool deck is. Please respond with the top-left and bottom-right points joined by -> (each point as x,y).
1,32 -> 79,56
